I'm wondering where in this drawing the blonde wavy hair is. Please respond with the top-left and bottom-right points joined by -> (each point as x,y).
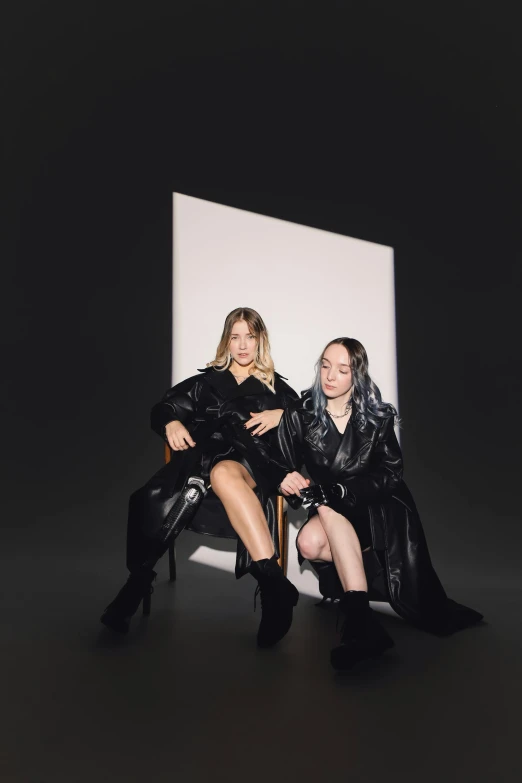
207,307 -> 276,393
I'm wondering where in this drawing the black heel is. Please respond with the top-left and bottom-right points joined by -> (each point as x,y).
100,569 -> 156,634
142,589 -> 152,616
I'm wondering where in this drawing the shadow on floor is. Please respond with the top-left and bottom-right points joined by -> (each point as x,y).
1,527 -> 521,783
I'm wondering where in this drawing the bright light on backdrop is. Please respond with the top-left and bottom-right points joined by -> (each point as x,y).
173,193 -> 397,598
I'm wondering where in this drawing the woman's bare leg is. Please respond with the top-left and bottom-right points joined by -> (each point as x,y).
210,461 -> 275,561
297,508 -> 368,592
211,461 -> 298,648
298,509 -> 393,670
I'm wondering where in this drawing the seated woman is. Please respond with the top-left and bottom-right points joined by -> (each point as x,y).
277,337 -> 483,671
101,307 -> 299,648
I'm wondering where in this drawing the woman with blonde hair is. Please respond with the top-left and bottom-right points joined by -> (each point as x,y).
101,308 -> 300,647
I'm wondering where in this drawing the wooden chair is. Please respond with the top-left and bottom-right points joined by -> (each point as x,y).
142,444 -> 289,614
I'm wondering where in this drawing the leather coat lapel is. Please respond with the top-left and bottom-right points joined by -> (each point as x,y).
300,396 -> 329,458
323,408 -> 376,476
304,421 -> 331,458
330,420 -> 364,475
199,367 -> 271,401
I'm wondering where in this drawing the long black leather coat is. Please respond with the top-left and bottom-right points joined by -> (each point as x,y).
276,392 -> 483,635
126,367 -> 298,578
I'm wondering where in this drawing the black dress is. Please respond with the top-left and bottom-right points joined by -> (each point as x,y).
297,415 -> 374,552
275,392 -> 484,636
126,367 -> 298,578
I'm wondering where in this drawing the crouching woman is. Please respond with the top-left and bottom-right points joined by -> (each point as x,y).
277,337 -> 483,671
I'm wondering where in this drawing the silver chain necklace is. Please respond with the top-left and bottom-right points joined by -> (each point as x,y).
326,400 -> 353,418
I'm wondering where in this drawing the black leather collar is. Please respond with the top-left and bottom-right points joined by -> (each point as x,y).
297,389 -> 373,436
197,366 -> 273,400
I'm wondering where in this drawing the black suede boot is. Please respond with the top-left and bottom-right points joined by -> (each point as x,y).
100,568 -> 157,634
311,561 -> 344,604
250,555 -> 299,648
330,590 -> 394,671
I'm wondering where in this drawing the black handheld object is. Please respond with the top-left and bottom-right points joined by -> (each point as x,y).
300,482 -> 354,509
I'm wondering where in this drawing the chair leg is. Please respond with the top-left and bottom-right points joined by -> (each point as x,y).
281,511 -> 289,576
276,496 -> 289,576
168,539 -> 177,581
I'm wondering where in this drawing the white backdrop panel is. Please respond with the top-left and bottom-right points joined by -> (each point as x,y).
172,193 -> 397,597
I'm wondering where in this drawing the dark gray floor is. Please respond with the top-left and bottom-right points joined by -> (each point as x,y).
2,521 -> 521,783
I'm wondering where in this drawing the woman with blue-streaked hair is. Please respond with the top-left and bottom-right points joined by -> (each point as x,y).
276,337 -> 484,671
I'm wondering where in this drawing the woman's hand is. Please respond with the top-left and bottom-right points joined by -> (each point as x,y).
244,408 -> 284,436
165,420 -> 196,451
300,483 -> 355,509
279,471 -> 310,497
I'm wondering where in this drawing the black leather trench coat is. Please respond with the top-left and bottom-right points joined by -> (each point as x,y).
275,392 -> 483,635
126,367 -> 298,578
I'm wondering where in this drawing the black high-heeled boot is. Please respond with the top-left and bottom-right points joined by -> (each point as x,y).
100,568 -> 157,634
250,555 -> 299,648
102,474 -> 208,634
330,590 -> 394,671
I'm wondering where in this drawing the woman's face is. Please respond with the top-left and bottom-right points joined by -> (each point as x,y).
229,320 -> 257,366
320,344 -> 353,399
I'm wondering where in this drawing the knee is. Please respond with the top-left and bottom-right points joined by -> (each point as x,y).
297,528 -> 327,561
210,461 -> 239,489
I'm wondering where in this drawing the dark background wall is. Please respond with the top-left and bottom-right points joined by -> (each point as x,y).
3,2 -> 521,585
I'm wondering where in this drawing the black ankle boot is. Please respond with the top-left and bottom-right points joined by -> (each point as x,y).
330,590 -> 394,671
250,556 -> 299,648
100,568 -> 157,634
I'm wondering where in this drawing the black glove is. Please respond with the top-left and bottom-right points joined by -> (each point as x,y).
300,483 -> 354,510
277,485 -> 304,510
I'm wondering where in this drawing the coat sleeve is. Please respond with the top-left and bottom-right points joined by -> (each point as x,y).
334,416 -> 403,511
243,380 -> 302,493
276,377 -> 300,407
150,374 -> 203,440
268,403 -> 306,488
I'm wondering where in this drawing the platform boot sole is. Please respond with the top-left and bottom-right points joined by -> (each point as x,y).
330,636 -> 395,672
